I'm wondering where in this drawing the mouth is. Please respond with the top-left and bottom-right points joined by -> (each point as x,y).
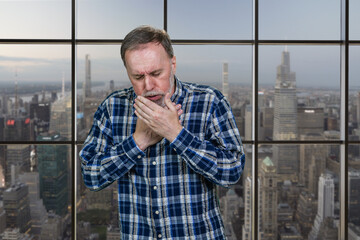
145,95 -> 162,102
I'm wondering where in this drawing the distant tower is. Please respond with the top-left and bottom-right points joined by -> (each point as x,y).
357,92 -> 360,127
308,173 -> 335,240
259,156 -> 278,240
349,169 -> 360,226
110,80 -> 115,93
61,72 -> 65,99
14,68 -> 19,116
222,62 -> 229,99
272,49 -> 299,182
83,54 -> 91,98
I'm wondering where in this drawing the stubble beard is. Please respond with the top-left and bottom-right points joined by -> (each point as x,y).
142,70 -> 174,107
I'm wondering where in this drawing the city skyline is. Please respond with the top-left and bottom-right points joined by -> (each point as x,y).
0,1 -> 359,239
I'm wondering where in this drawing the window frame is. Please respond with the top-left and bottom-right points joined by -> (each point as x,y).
0,0 -> 359,239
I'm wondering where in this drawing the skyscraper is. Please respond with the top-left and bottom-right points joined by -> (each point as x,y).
259,156 -> 278,240
3,183 -> 31,233
83,54 -> 91,99
5,145 -> 31,187
357,92 -> 360,129
272,49 -> 299,182
349,169 -> 360,226
222,62 -> 229,99
49,95 -> 71,140
299,133 -> 327,196
37,133 -> 68,216
308,173 -> 335,240
19,172 -> 47,237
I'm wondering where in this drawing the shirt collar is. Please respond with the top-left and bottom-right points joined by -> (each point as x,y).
171,76 -> 183,103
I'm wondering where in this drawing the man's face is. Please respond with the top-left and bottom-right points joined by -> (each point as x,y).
125,42 -> 176,106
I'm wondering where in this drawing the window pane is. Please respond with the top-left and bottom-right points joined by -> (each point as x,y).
350,0 -> 360,40
76,45 -> 128,141
349,144 -> 360,233
0,0 -> 71,39
220,144 -> 251,239
257,144 -> 340,239
259,45 -> 340,141
259,0 -> 340,40
239,145 -> 253,239
168,0 -> 252,40
0,45 -> 71,141
350,45 -> 360,141
77,0 -> 163,39
0,144 -> 72,238
76,144 -> 120,239
173,45 -> 252,141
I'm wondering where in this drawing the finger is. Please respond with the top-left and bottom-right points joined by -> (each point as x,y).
137,96 -> 159,111
164,93 -> 176,111
134,98 -> 154,117
134,103 -> 151,121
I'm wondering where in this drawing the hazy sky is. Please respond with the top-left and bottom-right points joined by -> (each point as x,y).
0,0 -> 359,89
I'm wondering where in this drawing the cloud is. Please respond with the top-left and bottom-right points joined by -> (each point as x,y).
0,55 -> 52,70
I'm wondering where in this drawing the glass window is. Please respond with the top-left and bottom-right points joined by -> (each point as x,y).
0,45 -> 71,141
0,0 -> 71,39
168,0 -> 252,40
0,144 -> 72,238
350,0 -> 360,40
258,144 -> 340,240
349,145 -> 360,233
350,45 -> 360,141
76,144 -> 118,239
76,0 -> 163,39
259,0 -> 340,40
219,144 -> 252,239
259,45 -> 341,141
173,45 -> 252,141
76,45 -> 128,141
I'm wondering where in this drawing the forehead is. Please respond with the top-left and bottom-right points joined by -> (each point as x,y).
125,42 -> 169,70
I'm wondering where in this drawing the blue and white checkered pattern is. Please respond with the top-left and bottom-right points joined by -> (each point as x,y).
79,77 -> 245,239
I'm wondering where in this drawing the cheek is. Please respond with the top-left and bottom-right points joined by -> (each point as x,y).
131,81 -> 145,96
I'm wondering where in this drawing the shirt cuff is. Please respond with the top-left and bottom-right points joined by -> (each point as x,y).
121,135 -> 146,163
170,127 -> 195,155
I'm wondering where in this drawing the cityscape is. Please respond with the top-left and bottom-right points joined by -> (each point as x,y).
0,49 -> 359,239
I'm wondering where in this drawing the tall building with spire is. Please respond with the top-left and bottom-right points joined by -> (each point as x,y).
272,49 -> 299,182
222,62 -> 229,99
83,54 -> 91,99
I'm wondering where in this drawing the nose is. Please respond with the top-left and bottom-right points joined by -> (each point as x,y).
144,75 -> 154,91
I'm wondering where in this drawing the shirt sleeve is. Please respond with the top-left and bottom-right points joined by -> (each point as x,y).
170,97 -> 245,188
79,102 -> 145,191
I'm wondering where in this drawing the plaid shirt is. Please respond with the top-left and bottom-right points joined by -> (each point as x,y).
80,77 -> 245,239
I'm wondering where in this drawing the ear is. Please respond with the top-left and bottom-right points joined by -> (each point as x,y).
171,56 -> 176,75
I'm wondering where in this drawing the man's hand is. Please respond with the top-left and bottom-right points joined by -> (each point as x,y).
133,118 -> 163,151
134,93 -> 183,143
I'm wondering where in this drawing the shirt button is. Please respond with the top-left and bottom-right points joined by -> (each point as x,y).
152,161 -> 157,165
137,155 -> 142,159
155,210 -> 159,215
153,186 -> 157,190
158,234 -> 162,238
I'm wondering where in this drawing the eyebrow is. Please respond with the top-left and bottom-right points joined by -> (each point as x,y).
132,69 -> 162,78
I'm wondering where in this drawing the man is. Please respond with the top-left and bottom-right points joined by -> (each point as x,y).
79,25 -> 245,239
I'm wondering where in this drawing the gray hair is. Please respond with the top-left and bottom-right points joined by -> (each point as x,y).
120,25 -> 174,67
